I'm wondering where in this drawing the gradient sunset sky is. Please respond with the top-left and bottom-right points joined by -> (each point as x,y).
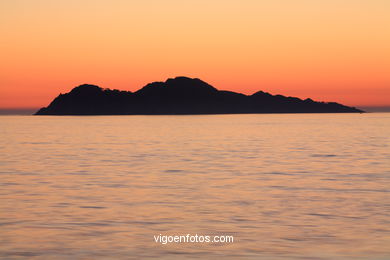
1,0 -> 389,109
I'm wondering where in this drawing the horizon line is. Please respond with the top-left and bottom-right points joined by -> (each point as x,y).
2,106 -> 390,115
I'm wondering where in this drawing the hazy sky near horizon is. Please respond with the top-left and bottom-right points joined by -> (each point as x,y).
1,0 -> 389,108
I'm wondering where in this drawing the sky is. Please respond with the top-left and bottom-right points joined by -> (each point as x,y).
1,0 -> 389,109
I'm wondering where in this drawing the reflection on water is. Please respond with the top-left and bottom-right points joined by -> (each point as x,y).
0,114 -> 389,259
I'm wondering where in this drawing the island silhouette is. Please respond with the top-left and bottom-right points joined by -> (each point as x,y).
35,76 -> 363,115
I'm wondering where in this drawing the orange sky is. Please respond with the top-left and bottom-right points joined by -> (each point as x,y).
1,0 -> 389,108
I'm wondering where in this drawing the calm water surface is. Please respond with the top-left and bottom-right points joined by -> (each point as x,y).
0,114 -> 389,259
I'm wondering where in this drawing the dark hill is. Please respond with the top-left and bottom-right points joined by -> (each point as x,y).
35,77 -> 363,115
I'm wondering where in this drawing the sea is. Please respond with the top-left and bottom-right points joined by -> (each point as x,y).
0,113 -> 389,259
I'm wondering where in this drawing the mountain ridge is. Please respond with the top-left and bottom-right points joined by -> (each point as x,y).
35,76 -> 363,115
